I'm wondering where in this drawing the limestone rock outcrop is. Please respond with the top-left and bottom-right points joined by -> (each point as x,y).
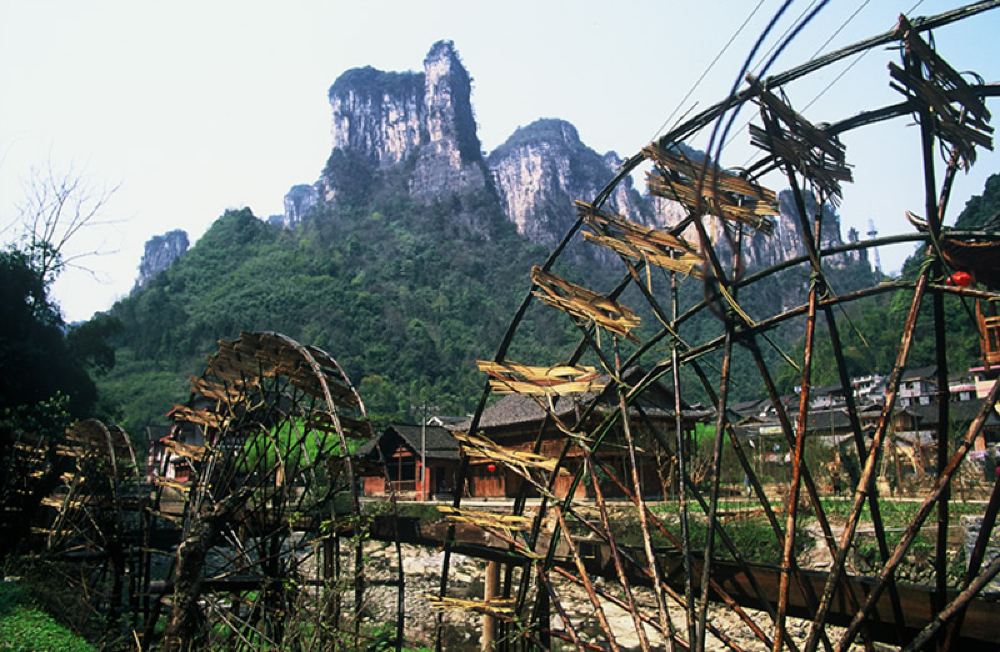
134,229 -> 188,291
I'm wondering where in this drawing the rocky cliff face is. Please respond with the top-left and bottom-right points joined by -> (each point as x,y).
647,188 -> 867,276
282,40 -> 868,279
327,66 -> 424,170
317,40 -> 488,207
134,229 -> 188,291
281,184 -> 320,228
409,41 -> 490,199
487,119 -> 651,248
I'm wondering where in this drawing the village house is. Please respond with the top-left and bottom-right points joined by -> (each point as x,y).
355,370 -> 713,502
459,370 -> 713,501
358,423 -> 462,501
899,365 -> 938,407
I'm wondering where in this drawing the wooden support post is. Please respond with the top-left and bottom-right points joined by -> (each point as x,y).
537,575 -> 551,650
482,560 -> 500,651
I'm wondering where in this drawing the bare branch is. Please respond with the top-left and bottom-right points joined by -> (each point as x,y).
13,160 -> 120,285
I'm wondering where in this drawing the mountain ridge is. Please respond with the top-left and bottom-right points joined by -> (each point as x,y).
105,40 -> 878,438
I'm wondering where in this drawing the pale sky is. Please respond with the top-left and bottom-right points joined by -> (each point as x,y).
2,1 -> 999,322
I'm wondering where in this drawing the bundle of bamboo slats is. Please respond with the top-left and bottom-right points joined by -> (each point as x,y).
890,16 -> 993,168
438,505 -> 533,536
455,431 -> 562,474
750,83 -> 852,201
424,595 -> 517,618
476,359 -> 605,395
530,266 -> 641,341
577,201 -> 704,277
644,143 -> 777,233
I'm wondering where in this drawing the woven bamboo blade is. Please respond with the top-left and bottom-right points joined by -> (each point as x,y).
753,86 -> 846,161
12,441 -> 45,454
168,405 -> 230,430
582,232 -> 705,279
749,87 -> 853,201
226,332 -> 361,406
189,377 -> 249,404
455,431 -> 562,473
476,360 -> 606,395
747,123 -> 853,203
577,201 -> 705,277
887,23 -> 994,168
41,496 -> 80,509
646,171 -> 777,234
530,266 -> 641,341
54,445 -> 87,458
889,66 -> 994,145
899,16 -> 991,124
153,477 -> 192,493
643,143 -> 778,204
438,505 -> 533,535
424,595 -> 517,618
162,439 -> 208,462
577,200 -> 701,252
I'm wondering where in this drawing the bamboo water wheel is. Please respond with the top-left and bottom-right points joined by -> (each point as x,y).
35,419 -> 144,638
435,5 -> 1000,651
142,331 -> 404,650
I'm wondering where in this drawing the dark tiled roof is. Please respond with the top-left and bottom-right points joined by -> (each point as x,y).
731,398 -> 769,418
898,400 -> 1000,426
901,365 -> 938,381
740,399 -> 1000,438
357,424 -> 461,460
428,415 -> 471,430
810,384 -> 847,396
355,434 -> 379,457
738,408 -> 855,436
388,424 -> 461,458
472,393 -> 580,430
465,368 -> 712,431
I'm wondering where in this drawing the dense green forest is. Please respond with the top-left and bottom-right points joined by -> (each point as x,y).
98,182 -> 585,436
92,170 -> 1000,442
774,172 -> 1000,389
94,171 -> 886,441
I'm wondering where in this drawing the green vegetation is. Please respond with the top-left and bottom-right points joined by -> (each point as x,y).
0,583 -> 95,652
94,157 -> 903,445
0,249 -> 97,419
954,172 -> 1000,230
98,187 -> 580,440
1,245 -> 121,555
237,418 -> 363,472
774,171 -> 1000,389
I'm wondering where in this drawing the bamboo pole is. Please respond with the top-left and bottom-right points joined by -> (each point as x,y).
481,560 -> 500,652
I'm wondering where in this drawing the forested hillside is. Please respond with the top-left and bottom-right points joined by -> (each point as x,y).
92,39 -> 892,439
774,172 -> 1000,389
96,189 -> 882,438
98,187 -> 584,435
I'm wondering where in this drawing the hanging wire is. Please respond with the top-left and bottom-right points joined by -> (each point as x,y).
751,0 -> 825,78
649,0 -> 768,143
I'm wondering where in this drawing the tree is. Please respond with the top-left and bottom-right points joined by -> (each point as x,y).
14,162 -> 119,288
0,165 -> 120,556
0,248 -> 96,417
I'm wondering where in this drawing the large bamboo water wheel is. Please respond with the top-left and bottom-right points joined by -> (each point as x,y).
141,331 -> 404,650
436,5 -> 1000,651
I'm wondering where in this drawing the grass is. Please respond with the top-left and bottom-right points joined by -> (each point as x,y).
0,582 -> 95,652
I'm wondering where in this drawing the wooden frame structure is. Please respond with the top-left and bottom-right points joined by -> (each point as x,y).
431,4 -> 1000,651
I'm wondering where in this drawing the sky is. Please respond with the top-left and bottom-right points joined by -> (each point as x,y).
1,1 -> 999,322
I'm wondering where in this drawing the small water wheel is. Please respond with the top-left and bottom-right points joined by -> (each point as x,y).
38,419 -> 143,637
144,331 -> 404,650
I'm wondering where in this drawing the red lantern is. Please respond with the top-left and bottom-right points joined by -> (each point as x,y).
486,463 -> 497,473
947,271 -> 974,287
